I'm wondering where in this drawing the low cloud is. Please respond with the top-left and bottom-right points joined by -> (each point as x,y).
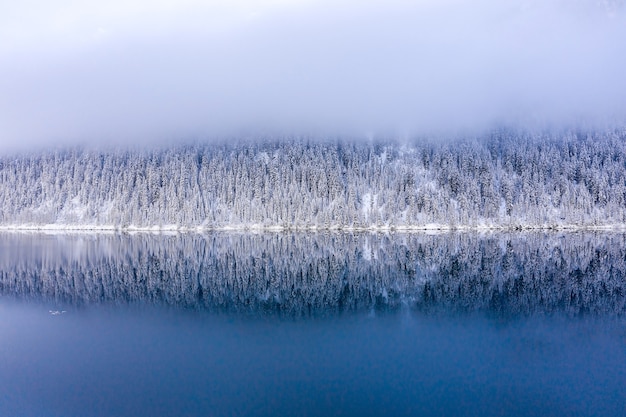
1,0 -> 625,150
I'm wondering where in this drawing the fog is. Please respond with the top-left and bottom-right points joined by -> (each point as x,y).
1,0 -> 625,150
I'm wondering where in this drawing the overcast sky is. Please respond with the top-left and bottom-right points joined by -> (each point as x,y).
1,0 -> 625,150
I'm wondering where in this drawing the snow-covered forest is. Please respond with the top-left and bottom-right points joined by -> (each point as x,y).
2,128 -> 626,229
1,232 -> 624,316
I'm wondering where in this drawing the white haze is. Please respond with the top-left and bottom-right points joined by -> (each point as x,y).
0,0 -> 625,151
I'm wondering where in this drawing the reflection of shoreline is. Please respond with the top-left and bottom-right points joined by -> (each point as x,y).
1,232 -> 625,317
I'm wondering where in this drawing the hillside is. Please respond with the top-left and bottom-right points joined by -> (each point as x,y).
2,129 -> 626,230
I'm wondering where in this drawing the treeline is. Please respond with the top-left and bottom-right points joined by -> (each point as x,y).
1,128 -> 626,228
1,232 -> 624,317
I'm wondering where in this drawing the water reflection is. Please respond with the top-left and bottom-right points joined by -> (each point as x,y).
1,232 -> 625,317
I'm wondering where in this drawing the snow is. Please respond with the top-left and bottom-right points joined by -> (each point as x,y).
2,131 -> 626,230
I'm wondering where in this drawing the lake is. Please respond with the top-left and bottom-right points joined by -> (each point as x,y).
1,232 -> 625,416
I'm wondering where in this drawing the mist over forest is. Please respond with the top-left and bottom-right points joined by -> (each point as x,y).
1,0 -> 625,151
1,1 -> 625,229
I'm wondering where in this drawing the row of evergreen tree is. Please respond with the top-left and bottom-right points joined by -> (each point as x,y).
1,128 -> 626,228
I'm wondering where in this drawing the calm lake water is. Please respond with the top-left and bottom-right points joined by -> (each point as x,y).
1,232 -> 625,417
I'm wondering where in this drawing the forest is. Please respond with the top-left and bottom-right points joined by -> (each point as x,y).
1,128 -> 626,229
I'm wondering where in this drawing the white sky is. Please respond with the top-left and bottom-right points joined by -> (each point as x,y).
1,0 -> 625,150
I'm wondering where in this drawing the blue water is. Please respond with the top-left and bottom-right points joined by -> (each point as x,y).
1,232 -> 625,416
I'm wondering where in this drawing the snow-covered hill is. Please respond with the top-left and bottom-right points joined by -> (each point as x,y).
2,129 -> 626,230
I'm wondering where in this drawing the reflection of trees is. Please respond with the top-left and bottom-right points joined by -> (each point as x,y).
0,232 -> 625,317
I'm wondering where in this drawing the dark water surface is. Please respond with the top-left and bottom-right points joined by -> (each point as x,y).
1,232 -> 625,417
